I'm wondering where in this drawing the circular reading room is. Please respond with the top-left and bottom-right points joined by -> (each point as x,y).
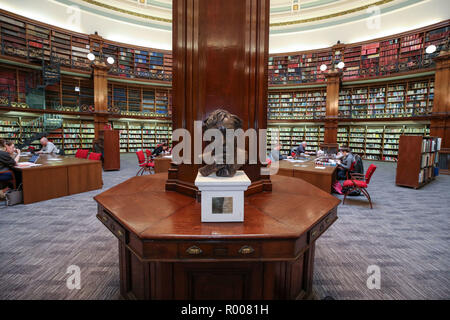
0,0 -> 449,303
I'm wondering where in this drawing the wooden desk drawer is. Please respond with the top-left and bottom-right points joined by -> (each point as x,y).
97,208 -> 126,242
308,208 -> 337,243
178,241 -> 260,259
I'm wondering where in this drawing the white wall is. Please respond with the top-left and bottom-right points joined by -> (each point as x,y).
1,0 -> 449,53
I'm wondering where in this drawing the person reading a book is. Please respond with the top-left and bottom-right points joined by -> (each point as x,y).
37,137 -> 58,154
336,147 -> 354,180
153,142 -> 169,157
0,139 -> 20,197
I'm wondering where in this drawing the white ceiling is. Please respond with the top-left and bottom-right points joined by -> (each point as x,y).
0,0 -> 448,52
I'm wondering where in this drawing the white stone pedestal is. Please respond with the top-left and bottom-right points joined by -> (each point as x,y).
194,170 -> 251,222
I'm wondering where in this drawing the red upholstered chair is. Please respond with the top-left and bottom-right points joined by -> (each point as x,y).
346,161 -> 356,180
145,149 -> 153,161
0,170 -> 16,189
88,152 -> 102,161
136,150 -> 154,176
75,149 -> 89,159
343,164 -> 377,209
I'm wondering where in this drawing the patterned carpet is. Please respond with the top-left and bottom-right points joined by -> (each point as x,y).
0,154 -> 449,300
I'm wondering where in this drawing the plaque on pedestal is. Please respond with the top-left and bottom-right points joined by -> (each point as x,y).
195,170 -> 251,222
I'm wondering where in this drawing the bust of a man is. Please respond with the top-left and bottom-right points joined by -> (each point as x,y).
199,109 -> 247,177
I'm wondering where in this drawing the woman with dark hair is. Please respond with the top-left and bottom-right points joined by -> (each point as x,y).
0,139 -> 20,197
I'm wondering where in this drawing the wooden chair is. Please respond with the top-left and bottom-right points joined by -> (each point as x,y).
136,150 -> 154,176
342,164 -> 377,209
0,170 -> 16,189
88,152 -> 102,161
75,149 -> 89,159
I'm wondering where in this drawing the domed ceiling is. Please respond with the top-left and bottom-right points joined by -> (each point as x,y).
46,0 -> 430,32
1,0 -> 448,52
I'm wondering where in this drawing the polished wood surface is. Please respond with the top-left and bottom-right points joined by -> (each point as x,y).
324,70 -> 341,144
95,173 -> 339,299
430,51 -> 450,148
167,0 -> 271,197
154,156 -> 171,173
395,135 -> 426,188
103,130 -> 121,171
15,154 -> 103,204
276,158 -> 337,193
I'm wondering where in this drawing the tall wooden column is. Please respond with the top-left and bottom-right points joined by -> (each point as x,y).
430,50 -> 450,148
166,0 -> 271,197
323,70 -> 342,144
92,62 -> 110,139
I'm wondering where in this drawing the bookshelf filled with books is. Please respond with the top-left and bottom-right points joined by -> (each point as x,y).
268,88 -> 327,120
0,115 -> 96,154
111,121 -> 172,153
45,77 -> 95,111
266,124 -> 325,154
337,123 -> 430,162
337,77 -> 435,119
104,42 -> 172,82
268,22 -> 448,85
396,135 -> 441,188
108,84 -> 172,118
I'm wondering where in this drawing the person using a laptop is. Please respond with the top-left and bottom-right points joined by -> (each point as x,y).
36,137 -> 58,154
0,139 -> 20,198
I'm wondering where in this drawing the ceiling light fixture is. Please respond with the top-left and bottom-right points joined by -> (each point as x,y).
426,45 -> 437,54
320,64 -> 327,71
337,61 -> 345,69
107,56 -> 115,65
87,52 -> 96,61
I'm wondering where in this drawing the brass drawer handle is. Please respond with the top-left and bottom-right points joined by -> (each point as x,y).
325,217 -> 330,224
117,230 -> 123,237
186,246 -> 202,255
239,245 -> 255,255
101,215 -> 108,223
311,230 -> 318,238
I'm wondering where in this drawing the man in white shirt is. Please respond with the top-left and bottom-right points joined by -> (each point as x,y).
37,137 -> 58,154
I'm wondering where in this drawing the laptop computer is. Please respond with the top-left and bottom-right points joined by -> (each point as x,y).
28,154 -> 40,163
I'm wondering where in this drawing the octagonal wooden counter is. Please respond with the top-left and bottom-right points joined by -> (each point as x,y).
94,174 -> 340,300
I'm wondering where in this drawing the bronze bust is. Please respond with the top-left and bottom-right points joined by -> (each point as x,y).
199,109 -> 247,177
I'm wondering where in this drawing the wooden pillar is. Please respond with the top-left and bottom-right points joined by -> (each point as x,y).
324,69 -> 342,144
92,62 -> 110,139
430,51 -> 450,148
166,0 -> 271,197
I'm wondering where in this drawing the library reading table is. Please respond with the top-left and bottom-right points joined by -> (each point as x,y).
277,158 -> 337,193
94,173 -> 340,300
14,154 -> 103,204
153,155 -> 172,173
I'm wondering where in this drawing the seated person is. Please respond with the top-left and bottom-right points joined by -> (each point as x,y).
291,141 -> 314,157
336,147 -> 354,180
316,148 -> 325,157
336,149 -> 345,160
153,142 -> 169,157
36,137 -> 58,154
291,141 -> 307,157
269,144 -> 287,161
92,138 -> 104,159
0,139 -> 20,196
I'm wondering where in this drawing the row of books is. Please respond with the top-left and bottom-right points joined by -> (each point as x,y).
337,124 -> 430,161
112,122 -> 172,153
